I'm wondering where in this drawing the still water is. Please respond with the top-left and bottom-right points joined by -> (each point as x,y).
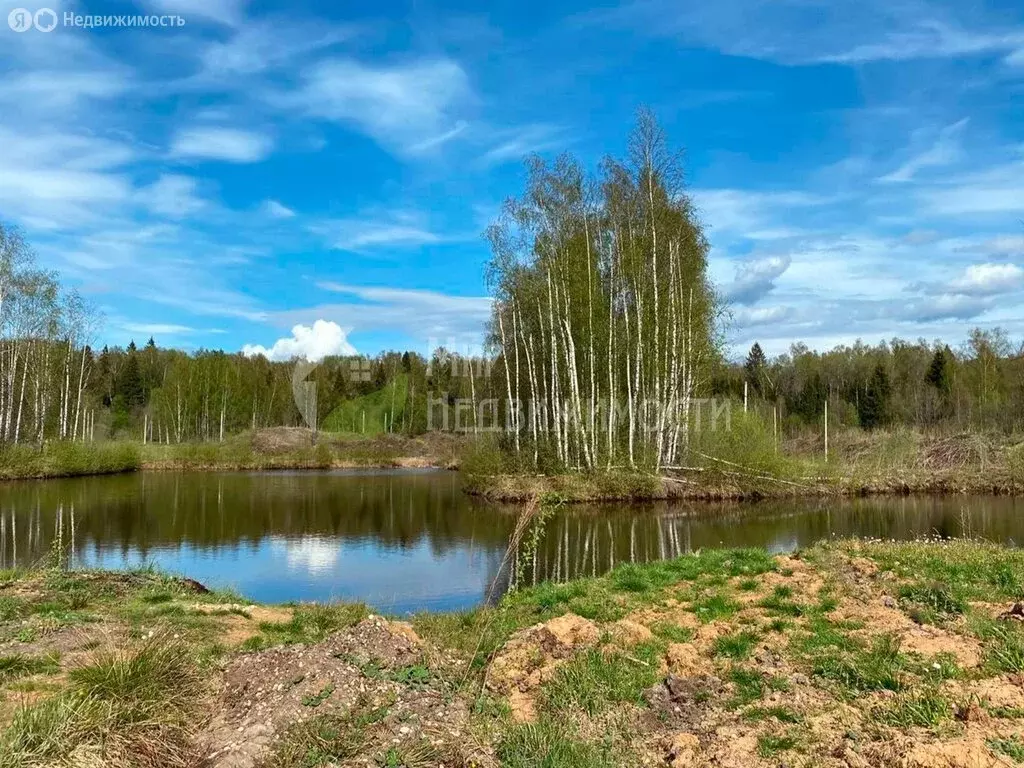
0,469 -> 1021,613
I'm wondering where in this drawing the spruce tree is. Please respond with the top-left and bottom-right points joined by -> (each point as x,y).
744,342 -> 767,395
859,363 -> 891,429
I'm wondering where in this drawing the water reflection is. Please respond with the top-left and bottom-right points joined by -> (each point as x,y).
0,470 -> 1020,612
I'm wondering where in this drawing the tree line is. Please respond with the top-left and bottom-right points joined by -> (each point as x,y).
727,331 -> 1024,435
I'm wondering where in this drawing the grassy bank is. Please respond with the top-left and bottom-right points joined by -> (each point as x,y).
2,538 -> 1024,766
463,427 -> 1024,501
0,442 -> 140,481
139,428 -> 463,472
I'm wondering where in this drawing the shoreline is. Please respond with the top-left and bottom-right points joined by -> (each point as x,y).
2,539 -> 1023,766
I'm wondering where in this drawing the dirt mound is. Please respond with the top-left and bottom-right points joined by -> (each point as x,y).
200,615 -> 473,768
486,613 -> 600,721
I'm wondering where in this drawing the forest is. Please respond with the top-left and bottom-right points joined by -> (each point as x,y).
1,114 -> 1022,466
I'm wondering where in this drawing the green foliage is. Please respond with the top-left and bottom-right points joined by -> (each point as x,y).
301,683 -> 335,708
244,603 -> 368,650
321,374 -> 409,436
689,592 -> 739,623
258,697 -> 390,768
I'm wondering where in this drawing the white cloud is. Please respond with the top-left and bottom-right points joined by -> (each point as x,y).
273,284 -> 493,344
280,57 -> 472,155
724,255 -> 792,305
140,174 -> 207,218
314,212 -> 445,251
948,263 -> 1024,296
879,119 -> 968,183
585,0 -> 1024,66
260,200 -> 296,219
479,124 -> 567,166
171,127 -> 273,163
242,320 -> 356,362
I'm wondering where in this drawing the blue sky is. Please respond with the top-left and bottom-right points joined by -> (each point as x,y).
2,0 -> 1023,359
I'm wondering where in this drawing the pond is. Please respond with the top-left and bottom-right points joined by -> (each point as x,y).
0,469 -> 1021,613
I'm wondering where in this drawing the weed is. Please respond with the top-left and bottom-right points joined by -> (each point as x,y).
0,653 -> 60,683
758,586 -> 805,617
258,698 -> 390,768
899,582 -> 967,616
727,666 -> 765,708
650,622 -> 695,644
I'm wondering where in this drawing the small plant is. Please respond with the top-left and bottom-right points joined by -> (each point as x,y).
899,582 -> 967,616
0,653 -> 60,683
542,646 -> 659,716
302,682 -> 335,708
757,733 -> 797,758
726,666 -> 765,708
758,586 -> 805,617
497,719 -> 617,768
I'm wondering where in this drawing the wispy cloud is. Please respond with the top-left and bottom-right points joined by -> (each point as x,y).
275,57 -> 472,156
723,255 -> 792,305
171,127 -> 274,163
879,119 -> 968,183
260,200 -> 297,219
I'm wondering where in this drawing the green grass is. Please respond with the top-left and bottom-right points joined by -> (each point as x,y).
812,635 -> 909,694
989,735 -> 1024,763
257,695 -> 391,768
756,733 -> 798,758
853,540 -> 1024,603
758,586 -> 806,617
689,592 -> 740,623
872,689 -> 952,727
496,720 -> 618,768
0,441 -> 141,480
0,635 -> 203,768
0,653 -> 60,683
241,603 -> 368,650
541,645 -> 661,716
649,622 -> 695,643
713,630 -> 760,659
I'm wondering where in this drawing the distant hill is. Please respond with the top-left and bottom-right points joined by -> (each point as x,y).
321,374 -> 408,435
